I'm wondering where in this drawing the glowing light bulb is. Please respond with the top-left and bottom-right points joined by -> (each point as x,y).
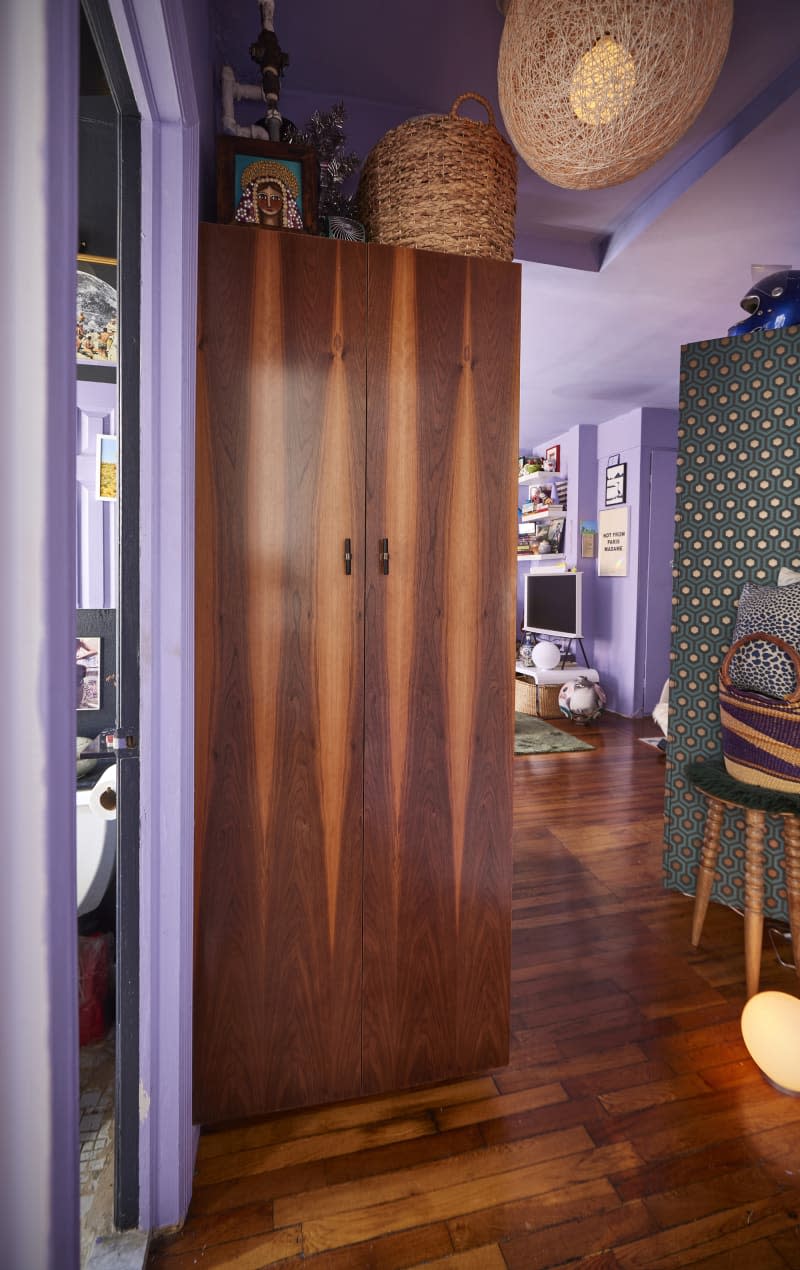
741,991 -> 800,1095
569,34 -> 636,126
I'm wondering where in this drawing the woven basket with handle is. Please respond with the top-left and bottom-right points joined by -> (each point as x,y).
719,632 -> 800,792
357,93 -> 518,261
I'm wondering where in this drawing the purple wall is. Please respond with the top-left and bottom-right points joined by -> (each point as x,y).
639,441 -> 679,711
0,1 -> 80,1266
76,379 -> 117,609
182,0 -> 216,218
593,411 -> 648,713
593,408 -> 679,715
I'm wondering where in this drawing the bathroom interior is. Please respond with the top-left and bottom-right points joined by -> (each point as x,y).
76,7 -> 121,1258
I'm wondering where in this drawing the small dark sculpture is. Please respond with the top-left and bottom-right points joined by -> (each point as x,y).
250,0 -> 289,142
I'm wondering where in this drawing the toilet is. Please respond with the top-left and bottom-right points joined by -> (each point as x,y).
76,763 -> 117,917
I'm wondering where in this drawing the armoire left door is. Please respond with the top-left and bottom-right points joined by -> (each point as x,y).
194,224 -> 367,1123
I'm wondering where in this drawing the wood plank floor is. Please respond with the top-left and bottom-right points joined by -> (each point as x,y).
149,715 -> 800,1269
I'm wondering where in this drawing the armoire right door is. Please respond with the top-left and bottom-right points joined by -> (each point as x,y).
362,243 -> 520,1094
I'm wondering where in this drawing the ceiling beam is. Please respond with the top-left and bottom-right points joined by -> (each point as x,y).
602,57 -> 800,269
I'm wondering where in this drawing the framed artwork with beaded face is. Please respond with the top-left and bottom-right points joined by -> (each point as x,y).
216,135 -> 318,233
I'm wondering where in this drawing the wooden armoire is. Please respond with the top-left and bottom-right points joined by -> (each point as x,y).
194,222 -> 520,1125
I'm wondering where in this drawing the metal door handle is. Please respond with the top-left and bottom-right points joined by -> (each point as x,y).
344,538 -> 352,575
380,538 -> 389,575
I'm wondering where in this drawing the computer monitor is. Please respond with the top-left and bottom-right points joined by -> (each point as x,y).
523,570 -> 583,639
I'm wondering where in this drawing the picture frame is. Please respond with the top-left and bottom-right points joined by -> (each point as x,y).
545,515 -> 565,553
76,636 -> 102,711
544,444 -> 561,472
598,505 -> 629,576
76,256 -> 118,365
605,460 -> 627,506
216,135 -> 318,234
95,433 -> 118,501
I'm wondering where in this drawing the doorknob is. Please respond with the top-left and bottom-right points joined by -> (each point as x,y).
344,538 -> 352,575
380,538 -> 389,575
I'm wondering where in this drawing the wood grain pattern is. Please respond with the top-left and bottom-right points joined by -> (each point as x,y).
153,718 -> 800,1269
744,808 -> 766,998
782,812 -> 800,982
362,244 -> 520,1095
194,225 -> 367,1122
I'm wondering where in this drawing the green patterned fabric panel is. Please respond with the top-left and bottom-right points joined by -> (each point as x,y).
663,324 -> 800,920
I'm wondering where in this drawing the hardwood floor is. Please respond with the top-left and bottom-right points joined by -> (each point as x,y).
149,714 -> 800,1268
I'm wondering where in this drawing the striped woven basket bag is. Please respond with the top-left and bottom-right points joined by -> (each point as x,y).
719,632 -> 800,792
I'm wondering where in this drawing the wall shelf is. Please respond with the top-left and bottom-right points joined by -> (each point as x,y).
519,470 -> 562,485
518,507 -> 565,530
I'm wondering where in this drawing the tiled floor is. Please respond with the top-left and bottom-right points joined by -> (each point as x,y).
80,1027 -> 115,1266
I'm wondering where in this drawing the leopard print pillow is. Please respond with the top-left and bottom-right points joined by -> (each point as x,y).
728,637 -> 798,699
729,581 -> 800,699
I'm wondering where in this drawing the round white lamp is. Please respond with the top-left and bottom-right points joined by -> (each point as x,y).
740,991 -> 800,1095
531,640 -> 561,670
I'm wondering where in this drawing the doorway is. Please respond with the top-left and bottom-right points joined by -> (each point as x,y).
77,0 -> 141,1248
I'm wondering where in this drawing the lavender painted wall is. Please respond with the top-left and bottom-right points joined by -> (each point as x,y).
593,413 -> 644,713
0,1 -> 80,1266
76,379 -> 118,608
592,408 -> 679,715
182,0 -> 216,218
640,446 -> 679,711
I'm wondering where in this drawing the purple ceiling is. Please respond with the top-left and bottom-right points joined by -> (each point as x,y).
211,1 -> 800,444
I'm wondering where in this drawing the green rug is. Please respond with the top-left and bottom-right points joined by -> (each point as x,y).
514,712 -> 594,755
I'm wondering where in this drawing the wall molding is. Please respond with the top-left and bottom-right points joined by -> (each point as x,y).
108,0 -> 199,1232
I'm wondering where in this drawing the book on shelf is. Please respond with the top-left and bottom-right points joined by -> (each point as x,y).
519,504 -> 562,524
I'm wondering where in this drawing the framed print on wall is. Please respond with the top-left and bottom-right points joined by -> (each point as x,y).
95,434 -> 118,501
76,259 -> 118,365
598,506 -> 629,576
216,135 -> 318,233
76,636 -> 101,710
544,444 -> 560,472
605,459 -> 627,506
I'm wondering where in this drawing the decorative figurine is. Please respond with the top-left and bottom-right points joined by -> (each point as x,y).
558,676 -> 606,724
728,268 -> 800,336
285,101 -> 363,234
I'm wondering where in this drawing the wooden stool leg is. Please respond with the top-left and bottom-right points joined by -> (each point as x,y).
782,814 -> 800,984
691,797 -> 724,947
744,809 -> 766,999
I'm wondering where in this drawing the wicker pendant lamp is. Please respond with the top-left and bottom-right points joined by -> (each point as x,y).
497,0 -> 734,190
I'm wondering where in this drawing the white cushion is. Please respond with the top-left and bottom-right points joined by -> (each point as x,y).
779,566 -> 800,586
